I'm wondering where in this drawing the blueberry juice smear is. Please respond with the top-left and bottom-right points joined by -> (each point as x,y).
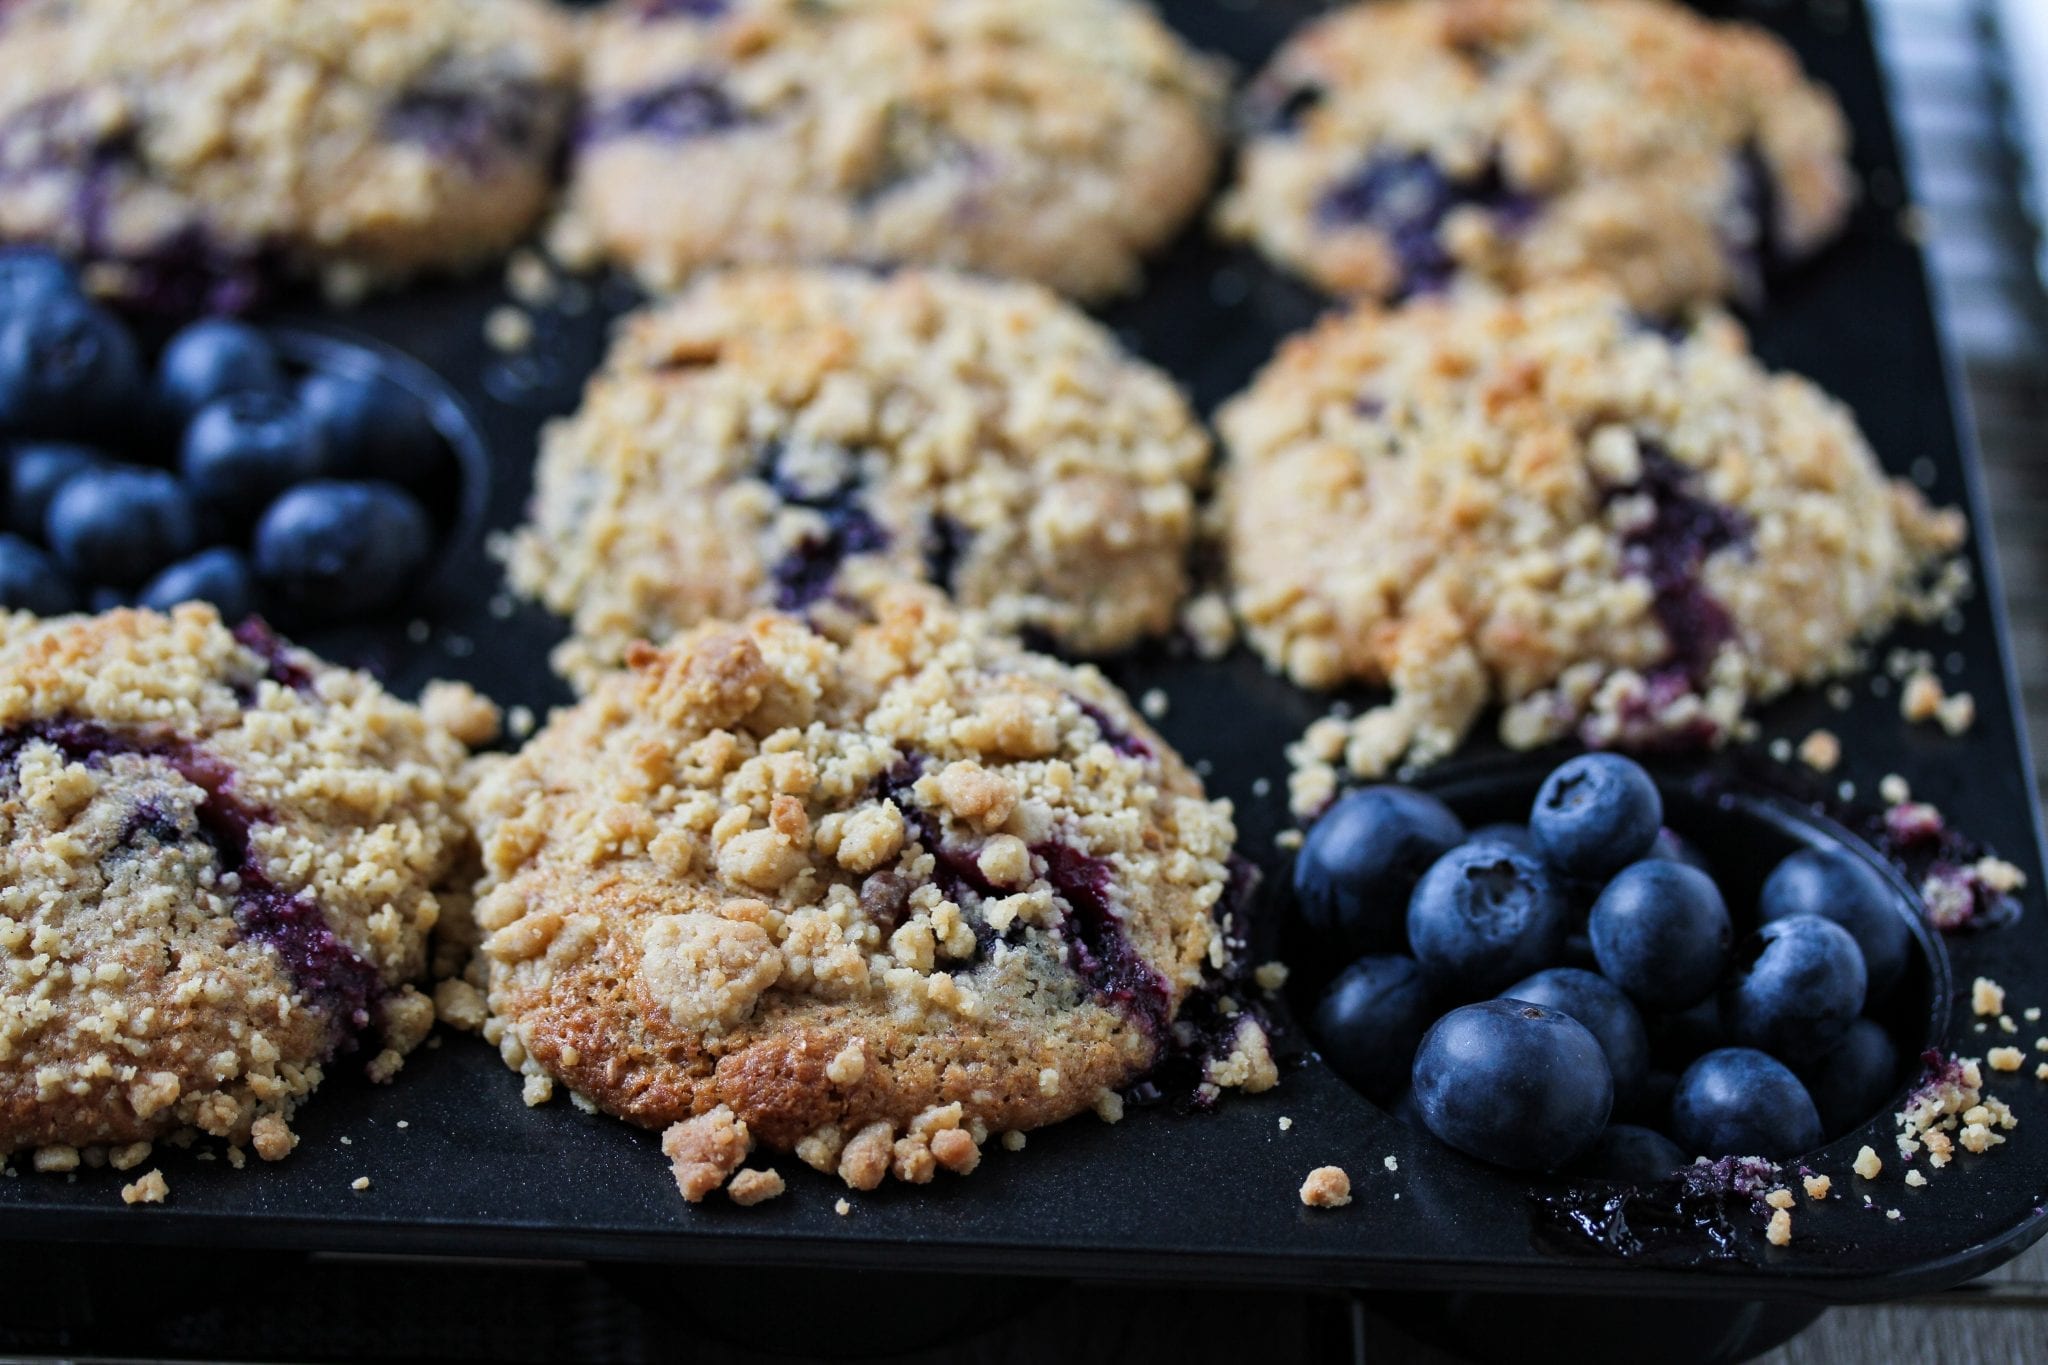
1605,442 -> 1751,683
0,717 -> 386,1051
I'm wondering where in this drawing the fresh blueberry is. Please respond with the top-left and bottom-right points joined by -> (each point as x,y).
0,533 -> 78,614
44,467 -> 197,587
1407,839 -> 1568,993
1760,846 -> 1911,1001
1294,786 -> 1465,954
297,369 -> 442,485
1646,826 -> 1714,876
156,319 -> 284,419
0,293 -> 142,433
1313,954 -> 1438,1105
5,441 -> 100,538
1719,915 -> 1867,1063
1588,859 -> 1731,1008
1501,967 -> 1650,1103
137,546 -> 259,621
1412,999 -> 1612,1170
1671,1047 -> 1823,1160
180,391 -> 325,519
1570,1124 -> 1690,1183
252,480 -> 432,620
1531,754 -> 1663,880
0,247 -> 79,309
1797,1017 -> 1899,1140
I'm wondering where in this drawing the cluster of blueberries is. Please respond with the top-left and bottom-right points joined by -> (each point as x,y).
0,248 -> 445,623
1299,753 -> 1909,1179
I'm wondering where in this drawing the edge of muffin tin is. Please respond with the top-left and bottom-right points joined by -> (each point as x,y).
4,0 -> 2048,1309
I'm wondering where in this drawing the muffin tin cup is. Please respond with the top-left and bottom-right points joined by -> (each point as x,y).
4,0 -> 2046,1320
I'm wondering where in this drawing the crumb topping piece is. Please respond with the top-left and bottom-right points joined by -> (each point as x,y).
1300,1165 -> 1352,1208
120,1169 -> 168,1205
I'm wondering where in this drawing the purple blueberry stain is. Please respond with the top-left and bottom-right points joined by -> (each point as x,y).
1537,1154 -> 1783,1261
232,616 -> 315,695
1031,838 -> 1173,1037
1865,801 -> 2022,932
0,716 -> 387,1053
382,73 -> 565,170
635,0 -> 728,17
1073,697 -> 1152,760
1316,151 -> 1541,297
1603,442 -> 1751,684
758,440 -> 891,609
578,75 -> 745,144
922,513 -> 971,595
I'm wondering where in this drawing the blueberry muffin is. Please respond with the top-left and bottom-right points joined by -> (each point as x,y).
502,267 -> 1212,687
0,0 -> 575,311
460,588 -> 1273,1191
555,0 -> 1226,301
1214,284 -> 1967,815
0,607 -> 473,1167
1217,0 -> 1853,313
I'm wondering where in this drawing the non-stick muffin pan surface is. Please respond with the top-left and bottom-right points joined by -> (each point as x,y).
3,0 -> 2046,1307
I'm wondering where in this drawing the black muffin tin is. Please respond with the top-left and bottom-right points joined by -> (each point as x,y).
4,0 -> 2046,1318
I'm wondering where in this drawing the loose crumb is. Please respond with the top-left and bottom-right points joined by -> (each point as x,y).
1886,1207 -> 1903,1221
351,1176 -> 371,1191
1853,1146 -> 1882,1179
485,305 -> 535,353
1901,670 -> 1945,723
1905,1169 -> 1928,1188
1766,1208 -> 1792,1246
1253,961 -> 1290,992
1878,773 -> 1911,806
1093,1090 -> 1125,1124
1382,1154 -> 1399,1173
1803,1173 -> 1832,1201
397,1121 -> 410,1130
1278,1117 -> 1293,1132
835,1198 -> 851,1216
120,1170 -> 169,1205
1974,978 -> 2007,1017
521,1073 -> 554,1107
1765,1188 -> 1795,1211
2037,1064 -> 2048,1081
662,1105 -> 753,1203
1797,730 -> 1840,773
726,1168 -> 786,1206
1990,1047 -> 2026,1072
1275,829 -> 1303,851
2000,1015 -> 2019,1034
1937,692 -> 1976,735
1000,1130 -> 1026,1152
108,1141 -> 152,1173
1300,1165 -> 1352,1208
2026,1007 -> 2041,1023
1139,688 -> 1170,720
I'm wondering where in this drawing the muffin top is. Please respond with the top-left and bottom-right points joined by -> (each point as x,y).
0,0 -> 575,308
1218,0 -> 1853,313
465,589 -> 1272,1185
1215,283 -> 1965,812
503,267 -> 1213,686
0,606 -> 473,1162
557,0 -> 1226,300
